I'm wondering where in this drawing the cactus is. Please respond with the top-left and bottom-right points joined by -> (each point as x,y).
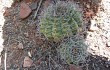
40,1 -> 82,41
58,37 -> 88,65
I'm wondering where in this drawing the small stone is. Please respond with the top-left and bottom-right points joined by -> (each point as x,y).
18,42 -> 23,49
69,64 -> 81,70
86,4 -> 90,8
30,2 -> 37,10
78,27 -> 83,33
20,2 -> 32,19
89,20 -> 98,31
13,16 -> 16,21
23,56 -> 33,68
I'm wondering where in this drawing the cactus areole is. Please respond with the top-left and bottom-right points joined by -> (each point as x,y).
40,1 -> 82,41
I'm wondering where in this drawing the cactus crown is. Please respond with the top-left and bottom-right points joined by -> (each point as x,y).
40,1 -> 82,41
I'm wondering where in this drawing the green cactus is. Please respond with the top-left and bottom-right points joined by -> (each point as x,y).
40,1 -> 82,41
58,37 -> 88,65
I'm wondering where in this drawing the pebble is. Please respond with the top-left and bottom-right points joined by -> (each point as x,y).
86,4 -> 90,8
18,42 -> 23,49
23,56 -> 33,68
20,2 -> 32,19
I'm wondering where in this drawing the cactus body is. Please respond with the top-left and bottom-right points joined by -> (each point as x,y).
40,1 -> 82,41
58,37 -> 87,65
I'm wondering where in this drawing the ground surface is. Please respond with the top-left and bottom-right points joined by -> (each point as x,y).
0,0 -> 110,70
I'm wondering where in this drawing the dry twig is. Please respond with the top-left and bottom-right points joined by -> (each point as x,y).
34,0 -> 43,19
4,49 -> 7,70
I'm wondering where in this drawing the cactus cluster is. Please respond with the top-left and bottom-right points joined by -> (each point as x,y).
58,37 -> 88,65
40,1 -> 82,41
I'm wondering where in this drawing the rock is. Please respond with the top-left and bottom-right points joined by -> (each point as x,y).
89,20 -> 98,31
30,2 -> 37,10
69,64 -> 81,70
23,56 -> 33,68
18,42 -> 23,49
20,2 -> 32,19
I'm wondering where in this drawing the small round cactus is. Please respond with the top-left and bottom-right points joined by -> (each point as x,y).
40,1 -> 82,41
58,37 -> 88,65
